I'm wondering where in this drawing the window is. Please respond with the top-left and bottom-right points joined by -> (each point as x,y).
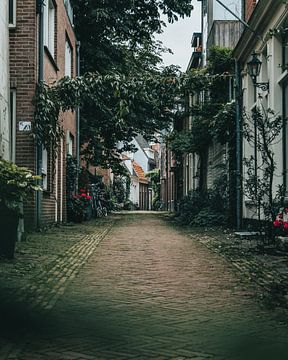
44,0 -> 55,57
42,147 -> 48,190
65,39 -> 73,77
66,131 -> 74,155
9,90 -> 16,161
9,0 -> 16,27
64,0 -> 73,24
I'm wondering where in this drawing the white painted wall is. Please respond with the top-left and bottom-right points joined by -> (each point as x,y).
127,138 -> 152,173
0,0 -> 10,160
129,178 -> 140,206
213,0 -> 241,20
240,2 -> 287,219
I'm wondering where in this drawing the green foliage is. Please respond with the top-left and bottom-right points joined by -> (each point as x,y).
113,177 -> 127,204
71,0 -> 193,74
33,83 -> 63,166
169,115 -> 212,155
207,46 -> 234,74
65,1 -> 195,175
34,72 -> 179,175
146,168 -> 161,210
210,100 -> 236,144
177,174 -> 229,226
168,47 -> 235,159
168,131 -> 193,154
0,160 -> 41,213
33,44 -> 235,177
123,200 -> 134,210
67,196 -> 85,223
243,106 -> 282,223
67,189 -> 92,223
177,189 -> 209,224
66,155 -> 78,196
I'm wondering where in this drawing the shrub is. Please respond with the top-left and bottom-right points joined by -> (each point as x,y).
177,174 -> 229,227
177,189 -> 209,224
0,160 -> 41,213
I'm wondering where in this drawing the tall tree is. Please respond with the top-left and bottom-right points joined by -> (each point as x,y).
71,0 -> 194,74
68,0 -> 194,173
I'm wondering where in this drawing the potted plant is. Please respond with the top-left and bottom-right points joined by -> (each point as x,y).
67,189 -> 92,223
0,160 -> 41,259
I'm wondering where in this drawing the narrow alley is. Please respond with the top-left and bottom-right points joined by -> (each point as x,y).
0,213 -> 288,360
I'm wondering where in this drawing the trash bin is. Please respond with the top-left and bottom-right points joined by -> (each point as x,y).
0,206 -> 19,259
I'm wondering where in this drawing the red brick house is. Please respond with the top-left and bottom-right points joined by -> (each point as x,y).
9,0 -> 78,228
245,0 -> 258,21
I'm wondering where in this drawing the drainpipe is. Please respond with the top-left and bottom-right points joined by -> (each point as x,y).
235,60 -> 242,230
76,41 -> 81,191
36,0 -> 44,228
166,146 -> 169,211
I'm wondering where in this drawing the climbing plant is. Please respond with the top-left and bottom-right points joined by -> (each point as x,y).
146,168 -> 161,210
243,105 -> 283,227
33,47 -> 235,179
33,71 -> 179,174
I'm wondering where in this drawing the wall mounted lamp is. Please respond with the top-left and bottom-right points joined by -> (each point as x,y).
247,52 -> 269,92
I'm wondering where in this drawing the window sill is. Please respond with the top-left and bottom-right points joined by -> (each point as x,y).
44,46 -> 59,72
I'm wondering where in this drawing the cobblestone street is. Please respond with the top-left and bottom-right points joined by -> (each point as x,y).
1,213 -> 288,359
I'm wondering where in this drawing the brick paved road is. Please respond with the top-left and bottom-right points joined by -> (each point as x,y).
1,214 -> 288,359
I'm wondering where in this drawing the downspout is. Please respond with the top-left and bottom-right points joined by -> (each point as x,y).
76,41 -> 81,191
36,0 -> 44,228
166,146 -> 169,211
235,60 -> 242,230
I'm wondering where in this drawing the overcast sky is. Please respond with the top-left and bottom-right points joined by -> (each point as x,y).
156,1 -> 202,71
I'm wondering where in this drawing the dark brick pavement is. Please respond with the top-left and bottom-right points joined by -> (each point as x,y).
1,213 -> 288,359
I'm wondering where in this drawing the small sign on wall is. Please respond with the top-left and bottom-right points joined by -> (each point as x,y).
19,121 -> 32,132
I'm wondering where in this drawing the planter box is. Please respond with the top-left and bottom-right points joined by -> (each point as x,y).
0,206 -> 19,259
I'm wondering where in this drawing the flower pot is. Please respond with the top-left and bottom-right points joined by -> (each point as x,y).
0,205 -> 19,259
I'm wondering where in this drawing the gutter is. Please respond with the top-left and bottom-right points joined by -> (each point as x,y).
235,60 -> 242,230
36,0 -> 44,228
233,0 -> 285,61
76,40 -> 81,190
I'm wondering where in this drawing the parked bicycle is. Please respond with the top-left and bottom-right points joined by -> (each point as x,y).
89,183 -> 108,218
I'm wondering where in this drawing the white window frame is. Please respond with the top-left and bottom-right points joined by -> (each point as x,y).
65,39 -> 73,77
9,89 -> 16,162
66,130 -> 74,155
44,0 -> 55,58
42,147 -> 48,190
8,0 -> 16,28
64,0 -> 73,25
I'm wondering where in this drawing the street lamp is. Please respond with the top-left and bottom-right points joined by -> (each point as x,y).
247,52 -> 269,91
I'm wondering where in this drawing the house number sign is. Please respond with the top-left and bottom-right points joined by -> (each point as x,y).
19,121 -> 32,132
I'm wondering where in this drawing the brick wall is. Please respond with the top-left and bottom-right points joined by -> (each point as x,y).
245,0 -> 257,21
10,0 -> 77,228
9,0 -> 37,227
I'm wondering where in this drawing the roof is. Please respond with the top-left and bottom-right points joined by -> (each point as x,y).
135,134 -> 149,151
121,154 -> 130,161
132,161 -> 148,184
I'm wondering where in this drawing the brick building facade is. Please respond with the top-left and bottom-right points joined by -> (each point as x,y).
245,0 -> 258,21
0,0 -> 10,161
9,0 -> 78,228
